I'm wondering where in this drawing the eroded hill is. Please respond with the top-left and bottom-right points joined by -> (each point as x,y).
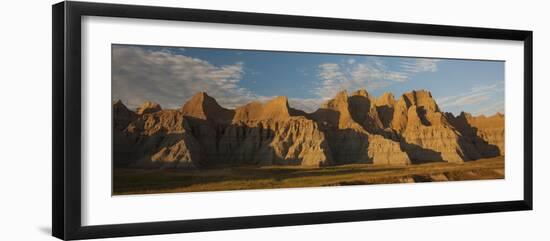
113,90 -> 504,169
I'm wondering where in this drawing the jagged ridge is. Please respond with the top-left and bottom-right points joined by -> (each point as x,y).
113,90 -> 504,169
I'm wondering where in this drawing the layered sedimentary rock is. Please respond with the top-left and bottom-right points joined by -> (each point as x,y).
392,90 -> 482,163
310,90 -> 410,165
466,113 -> 505,155
117,109 -> 200,168
114,93 -> 331,168
374,92 -> 396,129
113,89 -> 505,169
446,112 -> 505,156
218,118 -> 332,166
190,95 -> 331,166
136,101 -> 161,115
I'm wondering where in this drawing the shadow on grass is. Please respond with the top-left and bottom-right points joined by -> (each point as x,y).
113,165 -> 406,194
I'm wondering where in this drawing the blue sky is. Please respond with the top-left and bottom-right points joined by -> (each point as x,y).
112,44 -> 504,116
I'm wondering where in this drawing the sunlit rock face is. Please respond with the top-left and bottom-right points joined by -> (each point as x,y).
113,90 -> 504,169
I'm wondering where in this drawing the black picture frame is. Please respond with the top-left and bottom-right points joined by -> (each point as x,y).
52,1 -> 533,240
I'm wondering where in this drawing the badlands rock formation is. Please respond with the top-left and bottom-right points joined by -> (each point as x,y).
136,101 -> 162,115
446,112 -> 505,156
310,90 -> 410,165
113,90 -> 504,169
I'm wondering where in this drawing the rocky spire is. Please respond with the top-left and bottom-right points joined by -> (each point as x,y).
375,92 -> 396,107
233,96 -> 294,121
352,88 -> 369,97
112,100 -> 137,130
181,92 -> 234,122
137,101 -> 162,115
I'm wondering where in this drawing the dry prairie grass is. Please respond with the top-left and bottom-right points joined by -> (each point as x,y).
113,156 -> 504,195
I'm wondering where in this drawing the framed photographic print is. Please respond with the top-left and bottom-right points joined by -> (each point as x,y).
52,1 -> 533,240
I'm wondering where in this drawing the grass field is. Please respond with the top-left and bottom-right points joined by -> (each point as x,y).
113,156 -> 504,195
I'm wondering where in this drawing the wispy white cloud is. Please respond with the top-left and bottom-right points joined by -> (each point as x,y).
113,46 -> 326,113
288,98 -> 325,113
352,63 -> 409,82
435,81 -> 504,115
438,93 -> 491,107
473,100 -> 504,116
113,46 -> 260,109
313,58 -> 437,100
401,59 -> 440,73
315,62 -> 405,99
113,47 -> 448,114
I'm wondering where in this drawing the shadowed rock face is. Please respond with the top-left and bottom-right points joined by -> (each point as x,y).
446,112 -> 505,157
113,90 -> 504,169
397,92 -> 478,163
310,90 -> 410,165
113,100 -> 137,130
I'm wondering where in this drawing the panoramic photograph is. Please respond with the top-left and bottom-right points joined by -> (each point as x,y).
112,44 -> 505,195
